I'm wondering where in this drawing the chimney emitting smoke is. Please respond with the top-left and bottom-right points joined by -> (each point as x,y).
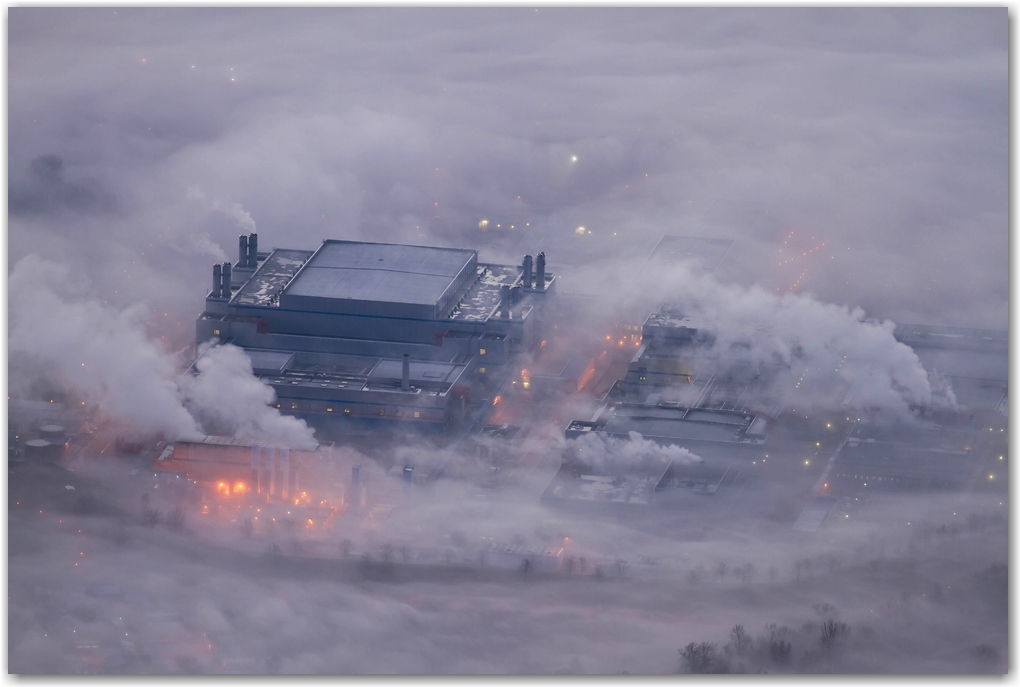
535,252 -> 546,291
523,254 -> 533,289
239,234 -> 248,266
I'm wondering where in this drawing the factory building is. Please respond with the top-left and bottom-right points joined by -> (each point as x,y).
195,234 -> 556,432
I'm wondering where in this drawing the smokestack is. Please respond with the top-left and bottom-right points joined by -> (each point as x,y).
251,443 -> 261,495
500,284 -> 511,318
279,447 -> 290,500
511,284 -> 522,305
403,465 -> 414,496
402,353 -> 410,391
239,234 -> 248,266
221,262 -> 232,299
352,464 -> 361,487
535,252 -> 546,291
523,254 -> 533,289
247,233 -> 258,268
265,446 -> 276,498
212,264 -> 222,298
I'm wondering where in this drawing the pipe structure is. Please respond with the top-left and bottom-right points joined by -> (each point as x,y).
212,264 -> 222,297
500,284 -> 511,318
522,254 -> 533,289
221,262 -> 232,299
401,353 -> 410,391
535,252 -> 546,291
239,235 -> 248,266
247,233 -> 258,267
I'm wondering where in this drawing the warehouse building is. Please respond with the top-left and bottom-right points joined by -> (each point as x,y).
194,235 -> 556,432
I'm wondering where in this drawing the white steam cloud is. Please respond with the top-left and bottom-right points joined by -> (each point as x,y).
8,254 -> 315,448
574,258 -> 952,420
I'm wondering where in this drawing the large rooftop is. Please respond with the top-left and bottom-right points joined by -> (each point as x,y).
281,240 -> 477,317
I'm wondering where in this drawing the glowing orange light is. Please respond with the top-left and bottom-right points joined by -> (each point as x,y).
493,396 -> 501,405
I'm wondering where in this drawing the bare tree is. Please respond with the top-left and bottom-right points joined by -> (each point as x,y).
142,508 -> 162,527
735,563 -> 756,583
687,564 -> 705,586
339,539 -> 353,559
520,558 -> 533,574
729,625 -> 751,657
240,517 -> 254,539
763,623 -> 794,665
399,545 -> 412,564
767,566 -> 778,582
678,642 -> 723,674
564,557 -> 576,574
615,558 -> 628,577
819,620 -> 850,653
715,562 -> 728,582
578,556 -> 588,574
381,543 -> 393,563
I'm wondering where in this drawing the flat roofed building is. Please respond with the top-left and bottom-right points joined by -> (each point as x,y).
195,235 -> 557,433
281,240 -> 478,319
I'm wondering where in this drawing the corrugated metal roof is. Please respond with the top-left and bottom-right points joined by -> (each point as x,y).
284,240 -> 476,306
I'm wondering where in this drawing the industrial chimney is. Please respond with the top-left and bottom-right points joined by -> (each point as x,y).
212,264 -> 222,298
221,262 -> 232,299
535,252 -> 546,291
352,464 -> 361,487
239,234 -> 248,266
247,233 -> 258,268
500,284 -> 511,318
401,353 -> 410,391
523,254 -> 533,289
511,284 -> 522,305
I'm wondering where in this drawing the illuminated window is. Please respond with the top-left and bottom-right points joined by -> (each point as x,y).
479,367 -> 486,373
327,407 -> 333,412
479,348 -> 486,355
291,402 -> 297,409
276,403 -> 281,408
344,407 -> 350,414
378,409 -> 385,416
413,411 -> 420,418
213,330 -> 220,336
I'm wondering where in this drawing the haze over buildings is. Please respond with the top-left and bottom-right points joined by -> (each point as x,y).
7,8 -> 1008,676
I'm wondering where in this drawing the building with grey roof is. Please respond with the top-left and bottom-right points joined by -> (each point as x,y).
195,234 -> 557,433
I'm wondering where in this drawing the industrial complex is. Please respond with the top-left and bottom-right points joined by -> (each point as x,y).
195,234 -> 556,434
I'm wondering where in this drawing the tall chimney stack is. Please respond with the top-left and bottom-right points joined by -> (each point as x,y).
511,284 -> 523,316
523,254 -> 533,289
239,235 -> 248,266
500,284 -> 511,318
212,264 -> 222,297
247,233 -> 258,267
221,262 -> 232,299
535,252 -> 546,291
401,353 -> 410,391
